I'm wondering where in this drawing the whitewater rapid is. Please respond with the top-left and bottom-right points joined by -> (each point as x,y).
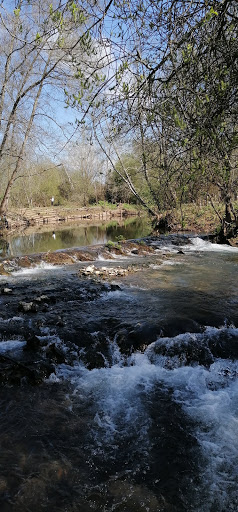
51,324 -> 238,512
0,235 -> 237,511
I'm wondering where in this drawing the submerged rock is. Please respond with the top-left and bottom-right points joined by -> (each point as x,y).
35,294 -> 51,303
16,256 -> 32,268
152,335 -> 214,367
0,264 -> 10,276
0,261 -> 18,273
208,329 -> 238,359
24,332 -> 42,350
0,353 -> 55,385
43,252 -> 76,265
79,264 -> 129,279
1,287 -> 13,294
18,301 -> 38,313
116,322 -> 159,354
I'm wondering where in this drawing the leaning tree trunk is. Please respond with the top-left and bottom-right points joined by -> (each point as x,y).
93,121 -> 158,218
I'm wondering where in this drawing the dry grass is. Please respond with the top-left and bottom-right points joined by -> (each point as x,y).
167,202 -> 238,234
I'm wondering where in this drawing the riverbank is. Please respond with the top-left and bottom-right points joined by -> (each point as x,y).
156,203 -> 237,235
3,204 -> 139,230
2,202 -> 237,241
0,203 -> 237,267
154,203 -> 238,247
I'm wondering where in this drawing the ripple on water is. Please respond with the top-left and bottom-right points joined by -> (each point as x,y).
0,241 -> 237,511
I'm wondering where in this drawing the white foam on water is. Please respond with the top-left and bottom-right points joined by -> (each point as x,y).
12,262 -> 60,275
54,324 -> 238,510
187,237 -> 238,253
99,289 -> 136,302
153,237 -> 238,256
161,259 -> 183,266
170,361 -> 238,510
56,358 -> 159,464
148,326 -> 238,510
97,254 -> 114,261
0,339 -> 26,353
154,245 -> 179,254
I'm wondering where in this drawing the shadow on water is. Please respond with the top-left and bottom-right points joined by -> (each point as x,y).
0,382 -> 202,512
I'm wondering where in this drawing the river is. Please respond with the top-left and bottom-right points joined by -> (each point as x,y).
0,217 -> 151,258
0,235 -> 237,511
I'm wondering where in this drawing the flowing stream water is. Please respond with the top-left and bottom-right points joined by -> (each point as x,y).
0,236 -> 238,511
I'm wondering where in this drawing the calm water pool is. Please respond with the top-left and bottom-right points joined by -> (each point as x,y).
0,216 -> 152,258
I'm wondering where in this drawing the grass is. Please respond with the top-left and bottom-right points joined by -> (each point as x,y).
97,201 -> 118,210
96,201 -> 139,211
166,202 -> 238,234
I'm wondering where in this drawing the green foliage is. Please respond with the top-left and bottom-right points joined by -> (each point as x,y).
1,0 -> 237,225
67,1 -> 86,24
106,240 -> 115,249
115,235 -> 125,242
35,32 -> 42,43
49,4 -> 63,25
203,7 -> 219,23
105,240 -> 121,251
97,201 -> 118,209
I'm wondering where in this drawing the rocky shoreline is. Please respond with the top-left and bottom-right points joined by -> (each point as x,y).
0,235 -> 193,386
0,238 -> 155,275
1,233 -> 237,388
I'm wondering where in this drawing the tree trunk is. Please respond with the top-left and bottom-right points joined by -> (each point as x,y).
0,59 -> 49,216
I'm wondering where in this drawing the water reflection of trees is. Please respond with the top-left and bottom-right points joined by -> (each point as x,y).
4,217 -> 151,257
0,237 -> 10,258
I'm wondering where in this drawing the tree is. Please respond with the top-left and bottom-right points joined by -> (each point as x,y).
162,0 -> 238,234
105,152 -> 143,205
78,0 -> 237,233
1,0 -> 237,239
0,0 -> 113,217
9,157 -> 65,207
62,138 -> 106,206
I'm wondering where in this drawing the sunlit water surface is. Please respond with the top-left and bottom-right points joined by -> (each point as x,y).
0,237 -> 238,511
